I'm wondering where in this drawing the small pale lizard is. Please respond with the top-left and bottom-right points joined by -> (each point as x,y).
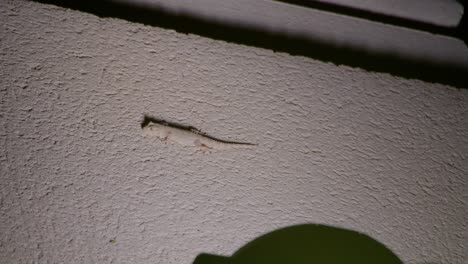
142,121 -> 256,150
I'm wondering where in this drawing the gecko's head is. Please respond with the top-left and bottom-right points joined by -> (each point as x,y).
142,121 -> 165,137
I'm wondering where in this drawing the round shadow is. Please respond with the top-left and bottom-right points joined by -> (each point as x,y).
194,224 -> 402,264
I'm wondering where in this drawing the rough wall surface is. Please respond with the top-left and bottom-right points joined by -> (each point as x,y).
0,1 -> 467,264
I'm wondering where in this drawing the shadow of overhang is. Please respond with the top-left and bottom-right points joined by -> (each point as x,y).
32,0 -> 468,88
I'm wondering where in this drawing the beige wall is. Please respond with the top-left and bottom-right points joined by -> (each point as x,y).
0,1 -> 466,263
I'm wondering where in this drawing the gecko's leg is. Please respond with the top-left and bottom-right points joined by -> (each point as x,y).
160,131 -> 172,144
194,139 -> 211,153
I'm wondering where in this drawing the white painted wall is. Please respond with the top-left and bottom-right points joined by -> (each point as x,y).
0,1 -> 467,264
314,0 -> 463,26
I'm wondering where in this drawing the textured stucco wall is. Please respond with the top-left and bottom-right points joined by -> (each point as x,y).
1,1 -> 467,264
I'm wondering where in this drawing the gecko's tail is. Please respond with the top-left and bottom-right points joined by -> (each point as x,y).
214,141 -> 257,150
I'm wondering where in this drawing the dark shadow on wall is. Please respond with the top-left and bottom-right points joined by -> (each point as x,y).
193,224 -> 403,264
31,0 -> 468,88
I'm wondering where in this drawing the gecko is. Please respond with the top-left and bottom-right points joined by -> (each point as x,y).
142,121 -> 256,150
